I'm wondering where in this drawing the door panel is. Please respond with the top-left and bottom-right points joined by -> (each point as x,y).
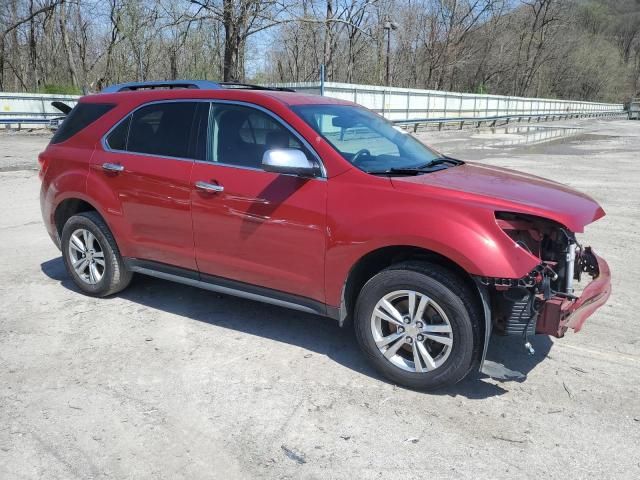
191,163 -> 327,302
191,102 -> 327,302
89,101 -> 208,270
91,150 -> 196,269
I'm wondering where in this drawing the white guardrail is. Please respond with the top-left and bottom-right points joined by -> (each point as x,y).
0,92 -> 79,129
0,83 -> 624,129
271,82 -> 624,121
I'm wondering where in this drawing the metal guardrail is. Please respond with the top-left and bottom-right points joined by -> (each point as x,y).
0,84 -> 625,129
0,111 -> 65,129
0,111 -> 63,117
0,118 -> 52,124
0,118 -> 54,124
272,82 -> 624,121
0,107 -> 625,131
392,110 -> 625,131
0,92 -> 78,130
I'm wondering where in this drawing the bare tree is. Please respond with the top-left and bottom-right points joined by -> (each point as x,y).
58,0 -> 78,87
0,0 -> 637,102
0,0 -> 62,90
511,0 -> 562,96
189,0 -> 284,81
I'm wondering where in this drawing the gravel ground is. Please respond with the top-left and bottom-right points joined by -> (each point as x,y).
0,119 -> 638,479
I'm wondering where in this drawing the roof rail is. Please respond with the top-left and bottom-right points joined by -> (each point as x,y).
218,82 -> 296,92
101,80 -> 222,93
101,80 -> 296,93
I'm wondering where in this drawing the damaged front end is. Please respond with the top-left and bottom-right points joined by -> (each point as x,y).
481,212 -> 611,351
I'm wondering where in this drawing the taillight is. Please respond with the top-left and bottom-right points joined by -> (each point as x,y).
38,153 -> 51,180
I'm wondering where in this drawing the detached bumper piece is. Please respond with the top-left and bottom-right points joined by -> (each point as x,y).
536,249 -> 611,337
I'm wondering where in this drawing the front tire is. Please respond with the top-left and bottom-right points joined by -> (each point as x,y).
61,211 -> 132,297
354,262 -> 481,391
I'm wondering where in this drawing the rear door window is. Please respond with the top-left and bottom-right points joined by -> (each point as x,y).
51,103 -> 115,144
118,102 -> 208,160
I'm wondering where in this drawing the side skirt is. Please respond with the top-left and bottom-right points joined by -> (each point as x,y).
124,258 -> 337,319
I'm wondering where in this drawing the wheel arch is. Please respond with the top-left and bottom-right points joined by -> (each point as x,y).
52,195 -> 126,256
337,245 -> 491,368
54,197 -> 99,237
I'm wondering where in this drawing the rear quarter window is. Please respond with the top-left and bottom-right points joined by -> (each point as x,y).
105,116 -> 131,150
50,103 -> 115,144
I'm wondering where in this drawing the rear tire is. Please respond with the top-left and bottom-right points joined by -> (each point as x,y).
61,211 -> 132,297
354,262 -> 481,391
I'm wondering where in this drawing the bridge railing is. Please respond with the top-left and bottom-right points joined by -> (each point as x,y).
0,84 -> 624,130
0,92 -> 78,129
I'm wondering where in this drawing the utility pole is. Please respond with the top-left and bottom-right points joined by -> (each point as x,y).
383,19 -> 398,87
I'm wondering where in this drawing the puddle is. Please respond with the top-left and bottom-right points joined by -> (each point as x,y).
417,125 -> 618,159
486,125 -> 583,147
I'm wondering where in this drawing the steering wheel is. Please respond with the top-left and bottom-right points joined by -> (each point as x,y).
351,148 -> 372,165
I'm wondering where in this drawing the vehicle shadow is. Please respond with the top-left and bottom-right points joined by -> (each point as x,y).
41,257 -> 553,400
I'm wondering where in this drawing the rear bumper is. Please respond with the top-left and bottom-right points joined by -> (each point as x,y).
39,176 -> 61,251
536,250 -> 611,337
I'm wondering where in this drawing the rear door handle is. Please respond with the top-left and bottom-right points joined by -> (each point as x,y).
195,180 -> 224,193
102,162 -> 124,173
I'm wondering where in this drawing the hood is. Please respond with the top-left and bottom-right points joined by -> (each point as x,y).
391,162 -> 605,232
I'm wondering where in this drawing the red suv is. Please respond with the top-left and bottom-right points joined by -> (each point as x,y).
39,80 -> 611,390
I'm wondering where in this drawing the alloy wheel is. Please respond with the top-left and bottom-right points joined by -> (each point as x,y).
68,228 -> 105,285
370,290 -> 453,372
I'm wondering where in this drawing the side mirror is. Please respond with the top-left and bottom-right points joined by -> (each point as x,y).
262,149 -> 318,177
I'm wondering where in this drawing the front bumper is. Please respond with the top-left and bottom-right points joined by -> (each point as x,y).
536,250 -> 611,337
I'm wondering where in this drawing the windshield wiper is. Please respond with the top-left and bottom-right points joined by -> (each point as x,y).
420,156 -> 463,168
389,167 -> 435,174
366,167 -> 437,175
393,157 -> 464,172
365,157 -> 464,176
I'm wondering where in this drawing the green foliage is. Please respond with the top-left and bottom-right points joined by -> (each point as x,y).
38,84 -> 82,95
475,84 -> 488,95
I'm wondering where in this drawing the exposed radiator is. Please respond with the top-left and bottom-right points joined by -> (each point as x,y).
503,299 -> 537,336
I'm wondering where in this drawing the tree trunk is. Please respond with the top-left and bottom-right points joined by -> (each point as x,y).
29,0 -> 39,90
222,30 -> 239,81
222,0 -> 243,81
323,0 -> 334,80
169,48 -> 178,80
59,2 -> 79,87
0,36 -> 5,91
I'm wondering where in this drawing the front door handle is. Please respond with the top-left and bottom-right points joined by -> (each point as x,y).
102,162 -> 124,173
195,180 -> 224,193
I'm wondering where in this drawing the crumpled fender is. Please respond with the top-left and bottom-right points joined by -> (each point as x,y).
324,170 -> 542,308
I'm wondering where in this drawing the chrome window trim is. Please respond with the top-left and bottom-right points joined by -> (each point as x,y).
100,98 -> 327,178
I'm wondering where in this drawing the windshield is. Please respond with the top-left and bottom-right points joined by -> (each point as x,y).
292,104 -> 443,173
